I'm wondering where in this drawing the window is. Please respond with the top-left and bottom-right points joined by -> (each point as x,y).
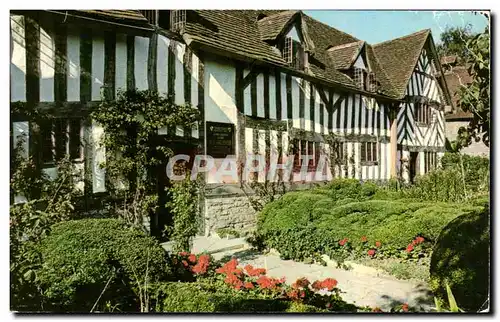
334,142 -> 345,163
292,140 -> 319,170
415,103 -> 432,125
40,118 -> 82,165
361,142 -> 378,164
170,10 -> 187,33
424,152 -> 437,173
366,72 -> 378,92
353,67 -> 365,90
140,10 -> 158,26
282,36 -> 305,70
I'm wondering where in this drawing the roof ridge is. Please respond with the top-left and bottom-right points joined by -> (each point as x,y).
258,10 -> 297,22
327,40 -> 364,51
373,28 -> 430,47
301,12 -> 360,42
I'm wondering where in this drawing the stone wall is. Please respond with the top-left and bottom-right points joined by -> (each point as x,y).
446,120 -> 489,157
204,194 -> 257,236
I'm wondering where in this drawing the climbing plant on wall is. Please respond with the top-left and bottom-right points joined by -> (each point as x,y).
90,89 -> 200,229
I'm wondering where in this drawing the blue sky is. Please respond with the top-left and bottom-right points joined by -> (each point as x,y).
303,10 -> 489,44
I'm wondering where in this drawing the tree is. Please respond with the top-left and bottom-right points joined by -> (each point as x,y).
456,28 -> 490,148
436,25 -> 476,62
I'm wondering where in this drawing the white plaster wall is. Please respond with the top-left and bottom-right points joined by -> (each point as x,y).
204,59 -> 237,124
67,32 -> 81,101
10,15 -> 26,102
39,26 -> 55,102
446,120 -> 489,157
157,35 -> 169,95
134,36 -> 149,91
115,34 -> 127,95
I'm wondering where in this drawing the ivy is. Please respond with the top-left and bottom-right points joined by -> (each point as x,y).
90,89 -> 200,228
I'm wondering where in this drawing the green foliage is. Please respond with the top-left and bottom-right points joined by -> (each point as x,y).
436,25 -> 476,61
455,28 -> 490,148
215,228 -> 241,238
35,218 -> 170,312
10,146 -> 83,311
257,179 -> 485,266
90,89 -> 200,226
150,282 -> 324,313
386,153 -> 489,203
429,206 -> 489,312
164,173 -> 200,253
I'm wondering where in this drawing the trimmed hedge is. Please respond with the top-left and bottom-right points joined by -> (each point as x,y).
429,206 -> 490,311
151,282 -> 326,313
257,179 -> 485,262
36,218 -> 170,312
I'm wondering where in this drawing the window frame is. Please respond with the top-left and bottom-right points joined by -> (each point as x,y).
170,10 -> 187,33
424,151 -> 437,173
360,141 -> 379,166
415,102 -> 432,126
40,118 -> 83,168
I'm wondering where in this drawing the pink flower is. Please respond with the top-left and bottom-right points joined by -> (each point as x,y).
406,244 -> 414,253
368,249 -> 376,257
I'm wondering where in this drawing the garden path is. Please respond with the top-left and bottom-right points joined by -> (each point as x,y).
163,236 -> 434,311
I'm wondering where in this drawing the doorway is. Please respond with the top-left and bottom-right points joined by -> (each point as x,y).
409,152 -> 419,184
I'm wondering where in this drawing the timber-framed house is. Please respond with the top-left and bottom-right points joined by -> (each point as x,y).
10,10 -> 453,235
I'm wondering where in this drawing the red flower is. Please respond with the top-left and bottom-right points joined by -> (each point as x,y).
292,277 -> 310,289
216,258 -> 239,276
406,244 -> 414,253
244,282 -> 254,289
245,264 -> 266,277
402,303 -> 409,312
179,252 -> 189,256
188,254 -> 197,264
368,249 -> 376,257
361,236 -> 368,242
191,254 -> 210,275
375,241 -> 382,248
321,278 -> 338,291
326,302 -> 331,308
233,279 -> 244,290
312,280 -> 322,290
300,290 -> 306,298
339,238 -> 348,246
181,260 -> 189,267
287,289 -> 299,300
256,276 -> 283,290
415,236 -> 425,244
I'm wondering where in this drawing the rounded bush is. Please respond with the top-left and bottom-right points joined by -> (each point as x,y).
36,218 -> 169,312
429,206 -> 490,311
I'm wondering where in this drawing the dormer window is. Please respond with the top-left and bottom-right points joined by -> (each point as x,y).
282,35 -> 305,70
170,10 -> 186,33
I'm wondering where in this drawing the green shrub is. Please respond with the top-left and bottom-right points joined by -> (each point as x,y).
151,282 -> 323,313
257,179 -> 485,264
429,206 -> 490,312
36,218 -> 169,312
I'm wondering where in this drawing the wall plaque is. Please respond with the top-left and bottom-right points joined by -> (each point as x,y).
206,122 -> 235,158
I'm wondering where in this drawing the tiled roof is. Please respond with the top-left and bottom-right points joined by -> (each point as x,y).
62,10 -> 445,100
443,66 -> 473,116
327,41 -> 365,70
372,29 -> 431,99
257,10 -> 298,40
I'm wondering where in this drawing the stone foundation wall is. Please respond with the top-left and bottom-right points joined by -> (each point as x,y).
204,194 -> 257,236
